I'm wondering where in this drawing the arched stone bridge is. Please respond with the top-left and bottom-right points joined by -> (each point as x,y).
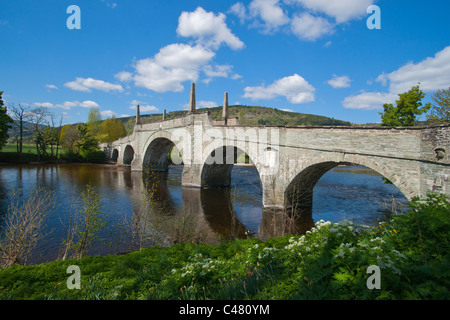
100,84 -> 450,212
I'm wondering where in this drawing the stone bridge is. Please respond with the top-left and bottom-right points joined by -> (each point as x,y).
100,83 -> 450,212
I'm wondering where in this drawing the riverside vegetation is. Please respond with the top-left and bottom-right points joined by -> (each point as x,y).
0,191 -> 448,300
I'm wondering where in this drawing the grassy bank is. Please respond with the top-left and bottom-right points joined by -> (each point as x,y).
0,193 -> 449,300
0,144 -> 105,164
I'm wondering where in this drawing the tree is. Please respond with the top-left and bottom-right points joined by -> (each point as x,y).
75,123 -> 98,154
29,106 -> 49,161
426,87 -> 450,125
379,85 -> 431,126
99,117 -> 127,142
8,102 -> 32,157
0,91 -> 13,151
87,107 -> 102,140
60,124 -> 80,153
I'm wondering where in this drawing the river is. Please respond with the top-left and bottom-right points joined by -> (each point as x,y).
0,163 -> 409,265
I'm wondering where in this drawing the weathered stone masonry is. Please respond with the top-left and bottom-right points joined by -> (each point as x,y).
100,84 -> 450,212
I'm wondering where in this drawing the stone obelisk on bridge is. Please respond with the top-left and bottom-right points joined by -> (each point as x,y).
188,82 -> 196,114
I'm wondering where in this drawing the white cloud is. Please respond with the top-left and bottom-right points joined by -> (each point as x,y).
133,43 -> 215,93
100,110 -> 117,118
45,84 -> 58,90
249,0 -> 290,32
64,77 -> 124,92
342,91 -> 397,110
33,100 -> 100,110
129,100 -> 159,112
377,46 -> 450,94
79,100 -> 100,108
114,71 -> 133,82
243,74 -> 315,104
202,64 -> 242,84
229,2 -> 248,23
328,75 -> 351,88
34,102 -> 55,109
197,100 -> 219,108
291,12 -> 334,41
287,0 -> 375,23
342,46 -> 450,110
181,100 -> 218,110
177,7 -> 244,50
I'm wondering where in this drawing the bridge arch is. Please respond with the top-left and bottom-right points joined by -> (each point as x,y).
111,149 -> 119,163
123,145 -> 135,165
142,131 -> 183,171
284,154 -> 413,211
200,144 -> 264,189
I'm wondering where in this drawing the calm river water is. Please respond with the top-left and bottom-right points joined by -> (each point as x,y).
0,163 -> 409,264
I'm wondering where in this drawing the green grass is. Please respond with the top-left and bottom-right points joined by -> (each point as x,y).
0,144 -> 39,163
1,144 -> 37,154
0,144 -> 105,164
0,193 -> 449,300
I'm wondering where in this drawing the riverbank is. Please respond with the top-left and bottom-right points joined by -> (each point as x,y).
0,192 -> 448,300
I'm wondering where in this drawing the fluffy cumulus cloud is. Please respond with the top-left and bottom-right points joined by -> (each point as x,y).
229,2 -> 248,23
286,0 -> 375,23
328,75 -> 351,88
64,77 -> 124,93
114,71 -> 133,82
132,43 -> 215,93
177,7 -> 244,50
230,0 -> 375,41
291,12 -> 334,41
202,64 -> 241,84
343,46 -> 450,110
249,0 -> 290,32
243,74 -> 315,104
376,46 -> 450,94
129,100 -> 159,112
342,92 -> 397,110
116,7 -> 244,93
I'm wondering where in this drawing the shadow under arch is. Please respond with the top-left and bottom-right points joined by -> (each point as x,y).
111,149 -> 119,163
143,137 -> 180,172
285,159 -> 410,226
199,145 -> 274,238
123,145 -> 135,165
200,145 -> 262,188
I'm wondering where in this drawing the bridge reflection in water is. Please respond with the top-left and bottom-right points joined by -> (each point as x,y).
124,163 -> 403,246
134,164 -> 314,245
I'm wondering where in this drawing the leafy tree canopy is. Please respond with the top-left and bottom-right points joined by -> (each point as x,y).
380,85 -> 431,126
426,87 -> 450,125
0,91 -> 14,150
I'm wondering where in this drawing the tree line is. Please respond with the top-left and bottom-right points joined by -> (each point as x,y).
0,91 -> 127,163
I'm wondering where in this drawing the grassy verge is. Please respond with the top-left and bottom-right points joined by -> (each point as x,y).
0,193 -> 449,300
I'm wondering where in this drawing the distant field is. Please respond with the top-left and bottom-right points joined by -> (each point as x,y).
0,144 -> 40,163
1,144 -> 37,154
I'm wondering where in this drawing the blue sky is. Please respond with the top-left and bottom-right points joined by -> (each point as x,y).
1,0 -> 449,125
